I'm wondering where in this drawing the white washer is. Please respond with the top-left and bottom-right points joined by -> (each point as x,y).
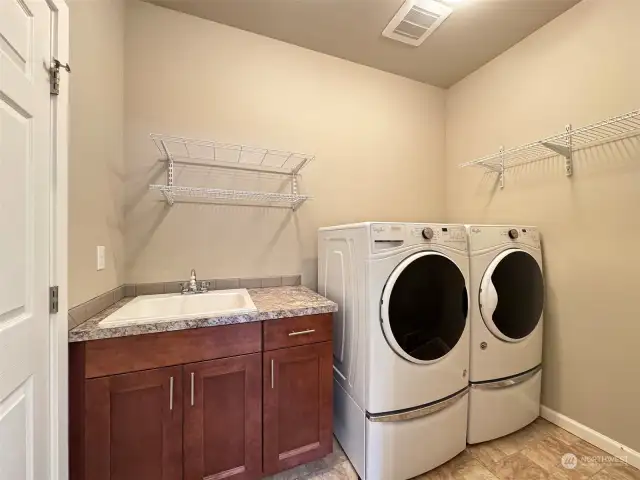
466,225 -> 544,444
318,222 -> 470,480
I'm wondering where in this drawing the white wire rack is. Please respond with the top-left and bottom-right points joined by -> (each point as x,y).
150,133 -> 314,175
149,134 -> 313,209
149,185 -> 310,209
459,109 -> 640,188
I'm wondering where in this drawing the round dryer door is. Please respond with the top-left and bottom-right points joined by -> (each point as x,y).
381,252 -> 468,364
479,249 -> 544,342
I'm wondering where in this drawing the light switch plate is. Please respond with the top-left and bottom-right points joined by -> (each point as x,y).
97,246 -> 106,271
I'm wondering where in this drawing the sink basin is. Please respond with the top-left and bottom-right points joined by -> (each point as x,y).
99,289 -> 257,328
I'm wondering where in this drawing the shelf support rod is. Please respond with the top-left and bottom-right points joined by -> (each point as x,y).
499,146 -> 505,189
291,174 -> 300,211
565,124 -> 573,177
160,140 -> 175,205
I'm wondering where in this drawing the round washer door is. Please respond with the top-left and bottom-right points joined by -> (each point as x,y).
381,252 -> 468,365
479,249 -> 544,342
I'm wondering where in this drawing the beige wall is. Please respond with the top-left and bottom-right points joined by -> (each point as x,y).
124,0 -> 446,286
68,0 -> 640,453
68,0 -> 125,307
446,0 -> 640,451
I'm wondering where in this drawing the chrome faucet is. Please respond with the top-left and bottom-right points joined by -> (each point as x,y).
180,269 -> 209,294
189,269 -> 198,292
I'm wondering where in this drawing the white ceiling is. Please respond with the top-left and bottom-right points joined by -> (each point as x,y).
145,0 -> 581,88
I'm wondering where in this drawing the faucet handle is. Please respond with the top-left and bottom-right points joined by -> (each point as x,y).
200,281 -> 210,293
179,282 -> 189,294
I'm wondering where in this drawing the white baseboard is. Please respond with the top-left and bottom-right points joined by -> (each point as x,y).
541,406 -> 640,470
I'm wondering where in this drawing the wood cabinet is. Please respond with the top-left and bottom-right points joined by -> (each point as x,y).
263,342 -> 333,475
84,366 -> 183,480
184,354 -> 262,480
70,314 -> 333,480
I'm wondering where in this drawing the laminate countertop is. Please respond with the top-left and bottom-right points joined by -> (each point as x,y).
68,286 -> 337,343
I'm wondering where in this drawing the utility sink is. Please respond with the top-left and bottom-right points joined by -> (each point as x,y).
99,289 -> 257,328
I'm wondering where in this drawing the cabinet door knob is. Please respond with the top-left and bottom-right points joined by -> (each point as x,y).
169,376 -> 174,411
190,372 -> 195,406
288,329 -> 315,337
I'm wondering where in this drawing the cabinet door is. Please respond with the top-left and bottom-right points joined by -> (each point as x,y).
85,366 -> 183,480
263,342 -> 333,475
183,353 -> 262,480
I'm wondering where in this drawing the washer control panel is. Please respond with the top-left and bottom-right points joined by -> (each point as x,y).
371,223 -> 405,242
369,223 -> 468,252
410,225 -> 466,243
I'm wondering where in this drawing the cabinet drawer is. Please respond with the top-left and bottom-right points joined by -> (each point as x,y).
263,314 -> 332,351
84,322 -> 262,379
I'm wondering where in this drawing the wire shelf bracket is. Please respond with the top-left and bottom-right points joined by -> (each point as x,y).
460,109 -> 640,186
540,125 -> 573,177
148,134 -> 314,210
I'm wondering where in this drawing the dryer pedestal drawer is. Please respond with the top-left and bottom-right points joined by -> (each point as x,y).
365,391 -> 468,480
467,369 -> 542,444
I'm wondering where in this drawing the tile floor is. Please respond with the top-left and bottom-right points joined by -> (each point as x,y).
267,418 -> 640,480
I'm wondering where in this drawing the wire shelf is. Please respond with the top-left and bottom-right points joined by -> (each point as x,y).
151,133 -> 314,175
149,185 -> 310,209
459,109 -> 640,187
148,134 -> 313,210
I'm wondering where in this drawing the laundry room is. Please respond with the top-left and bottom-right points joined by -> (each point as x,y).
3,0 -> 638,479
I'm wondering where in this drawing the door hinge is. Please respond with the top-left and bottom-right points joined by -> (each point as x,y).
50,59 -> 71,96
49,286 -> 59,313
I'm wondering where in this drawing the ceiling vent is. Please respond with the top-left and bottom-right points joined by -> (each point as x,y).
382,0 -> 453,47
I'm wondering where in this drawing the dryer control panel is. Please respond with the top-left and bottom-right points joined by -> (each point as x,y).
467,225 -> 540,251
370,223 -> 468,252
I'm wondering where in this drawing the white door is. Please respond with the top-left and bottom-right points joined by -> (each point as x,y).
0,0 -> 53,479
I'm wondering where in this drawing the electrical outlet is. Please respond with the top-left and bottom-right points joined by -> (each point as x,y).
97,246 -> 106,271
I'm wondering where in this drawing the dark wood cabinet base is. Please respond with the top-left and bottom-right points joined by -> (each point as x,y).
85,366 -> 183,480
184,353 -> 262,480
70,314 -> 333,480
263,342 -> 333,475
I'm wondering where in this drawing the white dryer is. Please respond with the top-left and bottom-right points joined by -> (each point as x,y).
466,225 -> 544,444
318,223 -> 470,480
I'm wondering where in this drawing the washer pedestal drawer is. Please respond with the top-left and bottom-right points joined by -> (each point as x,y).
365,391 -> 468,480
467,369 -> 542,444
